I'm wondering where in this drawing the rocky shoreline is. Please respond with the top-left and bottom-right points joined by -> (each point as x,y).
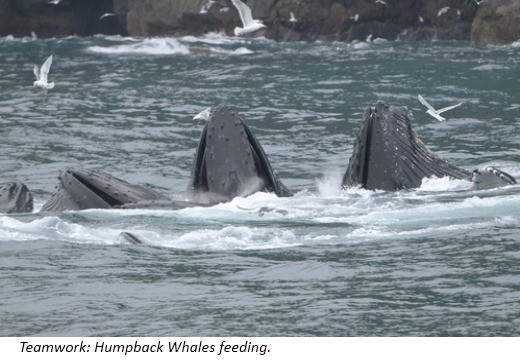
1,0 -> 519,45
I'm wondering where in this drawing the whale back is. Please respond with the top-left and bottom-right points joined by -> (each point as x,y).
343,102 -> 471,191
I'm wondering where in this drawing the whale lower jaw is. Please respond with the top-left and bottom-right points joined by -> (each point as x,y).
471,167 -> 517,190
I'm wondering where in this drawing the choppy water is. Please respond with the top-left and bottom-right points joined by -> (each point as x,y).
1,34 -> 519,336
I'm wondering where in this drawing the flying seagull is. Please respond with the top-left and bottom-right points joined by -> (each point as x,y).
193,107 -> 212,121
474,0 -> 486,5
33,55 -> 55,90
417,95 -> 462,122
48,0 -> 61,5
99,13 -> 115,20
437,6 -> 450,17
230,0 -> 266,36
375,0 -> 388,7
289,11 -> 297,23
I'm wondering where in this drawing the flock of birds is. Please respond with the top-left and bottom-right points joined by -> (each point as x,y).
33,0 -> 475,121
200,0 -> 488,32
48,0 -> 115,21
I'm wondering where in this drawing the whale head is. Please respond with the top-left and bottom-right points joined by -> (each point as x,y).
40,169 -> 167,212
190,104 -> 290,202
0,182 -> 33,214
343,102 -> 470,191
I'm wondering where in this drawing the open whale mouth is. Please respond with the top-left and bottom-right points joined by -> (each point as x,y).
343,102 -> 471,191
40,168 -> 168,212
0,182 -> 33,214
190,104 -> 290,201
69,171 -> 123,207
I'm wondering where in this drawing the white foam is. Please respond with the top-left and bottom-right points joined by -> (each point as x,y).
472,64 -> 510,71
180,32 -> 244,45
87,38 -> 190,55
209,46 -> 254,55
419,176 -> 472,192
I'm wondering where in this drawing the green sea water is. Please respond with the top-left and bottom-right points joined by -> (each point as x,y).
0,34 -> 519,336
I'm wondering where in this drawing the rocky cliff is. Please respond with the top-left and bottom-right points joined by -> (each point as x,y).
0,0 -> 518,45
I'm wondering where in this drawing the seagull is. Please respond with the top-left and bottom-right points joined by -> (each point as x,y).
289,11 -> 297,23
230,0 -> 266,36
366,34 -> 373,42
193,107 -> 212,121
375,0 -> 387,7
474,0 -> 486,5
33,55 -> 55,90
418,15 -> 424,23
437,6 -> 450,17
417,95 -> 462,122
48,0 -> 61,4
30,31 -> 37,40
351,14 -> 359,22
99,13 -> 115,20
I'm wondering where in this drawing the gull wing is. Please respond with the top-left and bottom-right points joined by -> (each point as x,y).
33,65 -> 40,81
418,94 -> 437,112
231,0 -> 254,27
193,107 -> 212,121
437,102 -> 463,114
39,55 -> 53,83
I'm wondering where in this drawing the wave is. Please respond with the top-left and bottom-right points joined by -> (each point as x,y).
87,38 -> 191,55
87,37 -> 254,56
472,64 -> 510,71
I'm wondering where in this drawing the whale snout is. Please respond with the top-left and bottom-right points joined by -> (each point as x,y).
0,182 -> 33,213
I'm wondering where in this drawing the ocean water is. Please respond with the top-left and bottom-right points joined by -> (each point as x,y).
1,34 -> 519,336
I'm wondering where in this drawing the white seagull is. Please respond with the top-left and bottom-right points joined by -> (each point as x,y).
33,55 -> 55,90
375,0 -> 388,7
417,95 -> 462,122
437,6 -> 450,17
289,11 -> 297,23
230,0 -> 266,36
99,13 -> 115,20
474,0 -> 486,5
48,0 -> 61,5
193,107 -> 212,121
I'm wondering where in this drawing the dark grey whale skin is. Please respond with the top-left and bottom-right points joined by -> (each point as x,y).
343,102 -> 473,191
40,169 -> 168,212
0,182 -> 33,214
190,104 -> 291,201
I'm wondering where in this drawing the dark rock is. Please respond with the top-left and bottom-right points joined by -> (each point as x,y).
0,0 -> 126,37
471,0 -> 520,45
1,0 -> 519,45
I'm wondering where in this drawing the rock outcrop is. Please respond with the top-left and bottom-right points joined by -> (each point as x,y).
0,0 -> 125,37
471,0 -> 520,45
115,0 -> 480,42
0,0 -> 519,45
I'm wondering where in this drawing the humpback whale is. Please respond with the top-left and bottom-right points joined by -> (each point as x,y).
38,104 -> 290,212
190,104 -> 291,201
40,169 -> 168,212
343,102 -> 516,191
0,182 -> 33,214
